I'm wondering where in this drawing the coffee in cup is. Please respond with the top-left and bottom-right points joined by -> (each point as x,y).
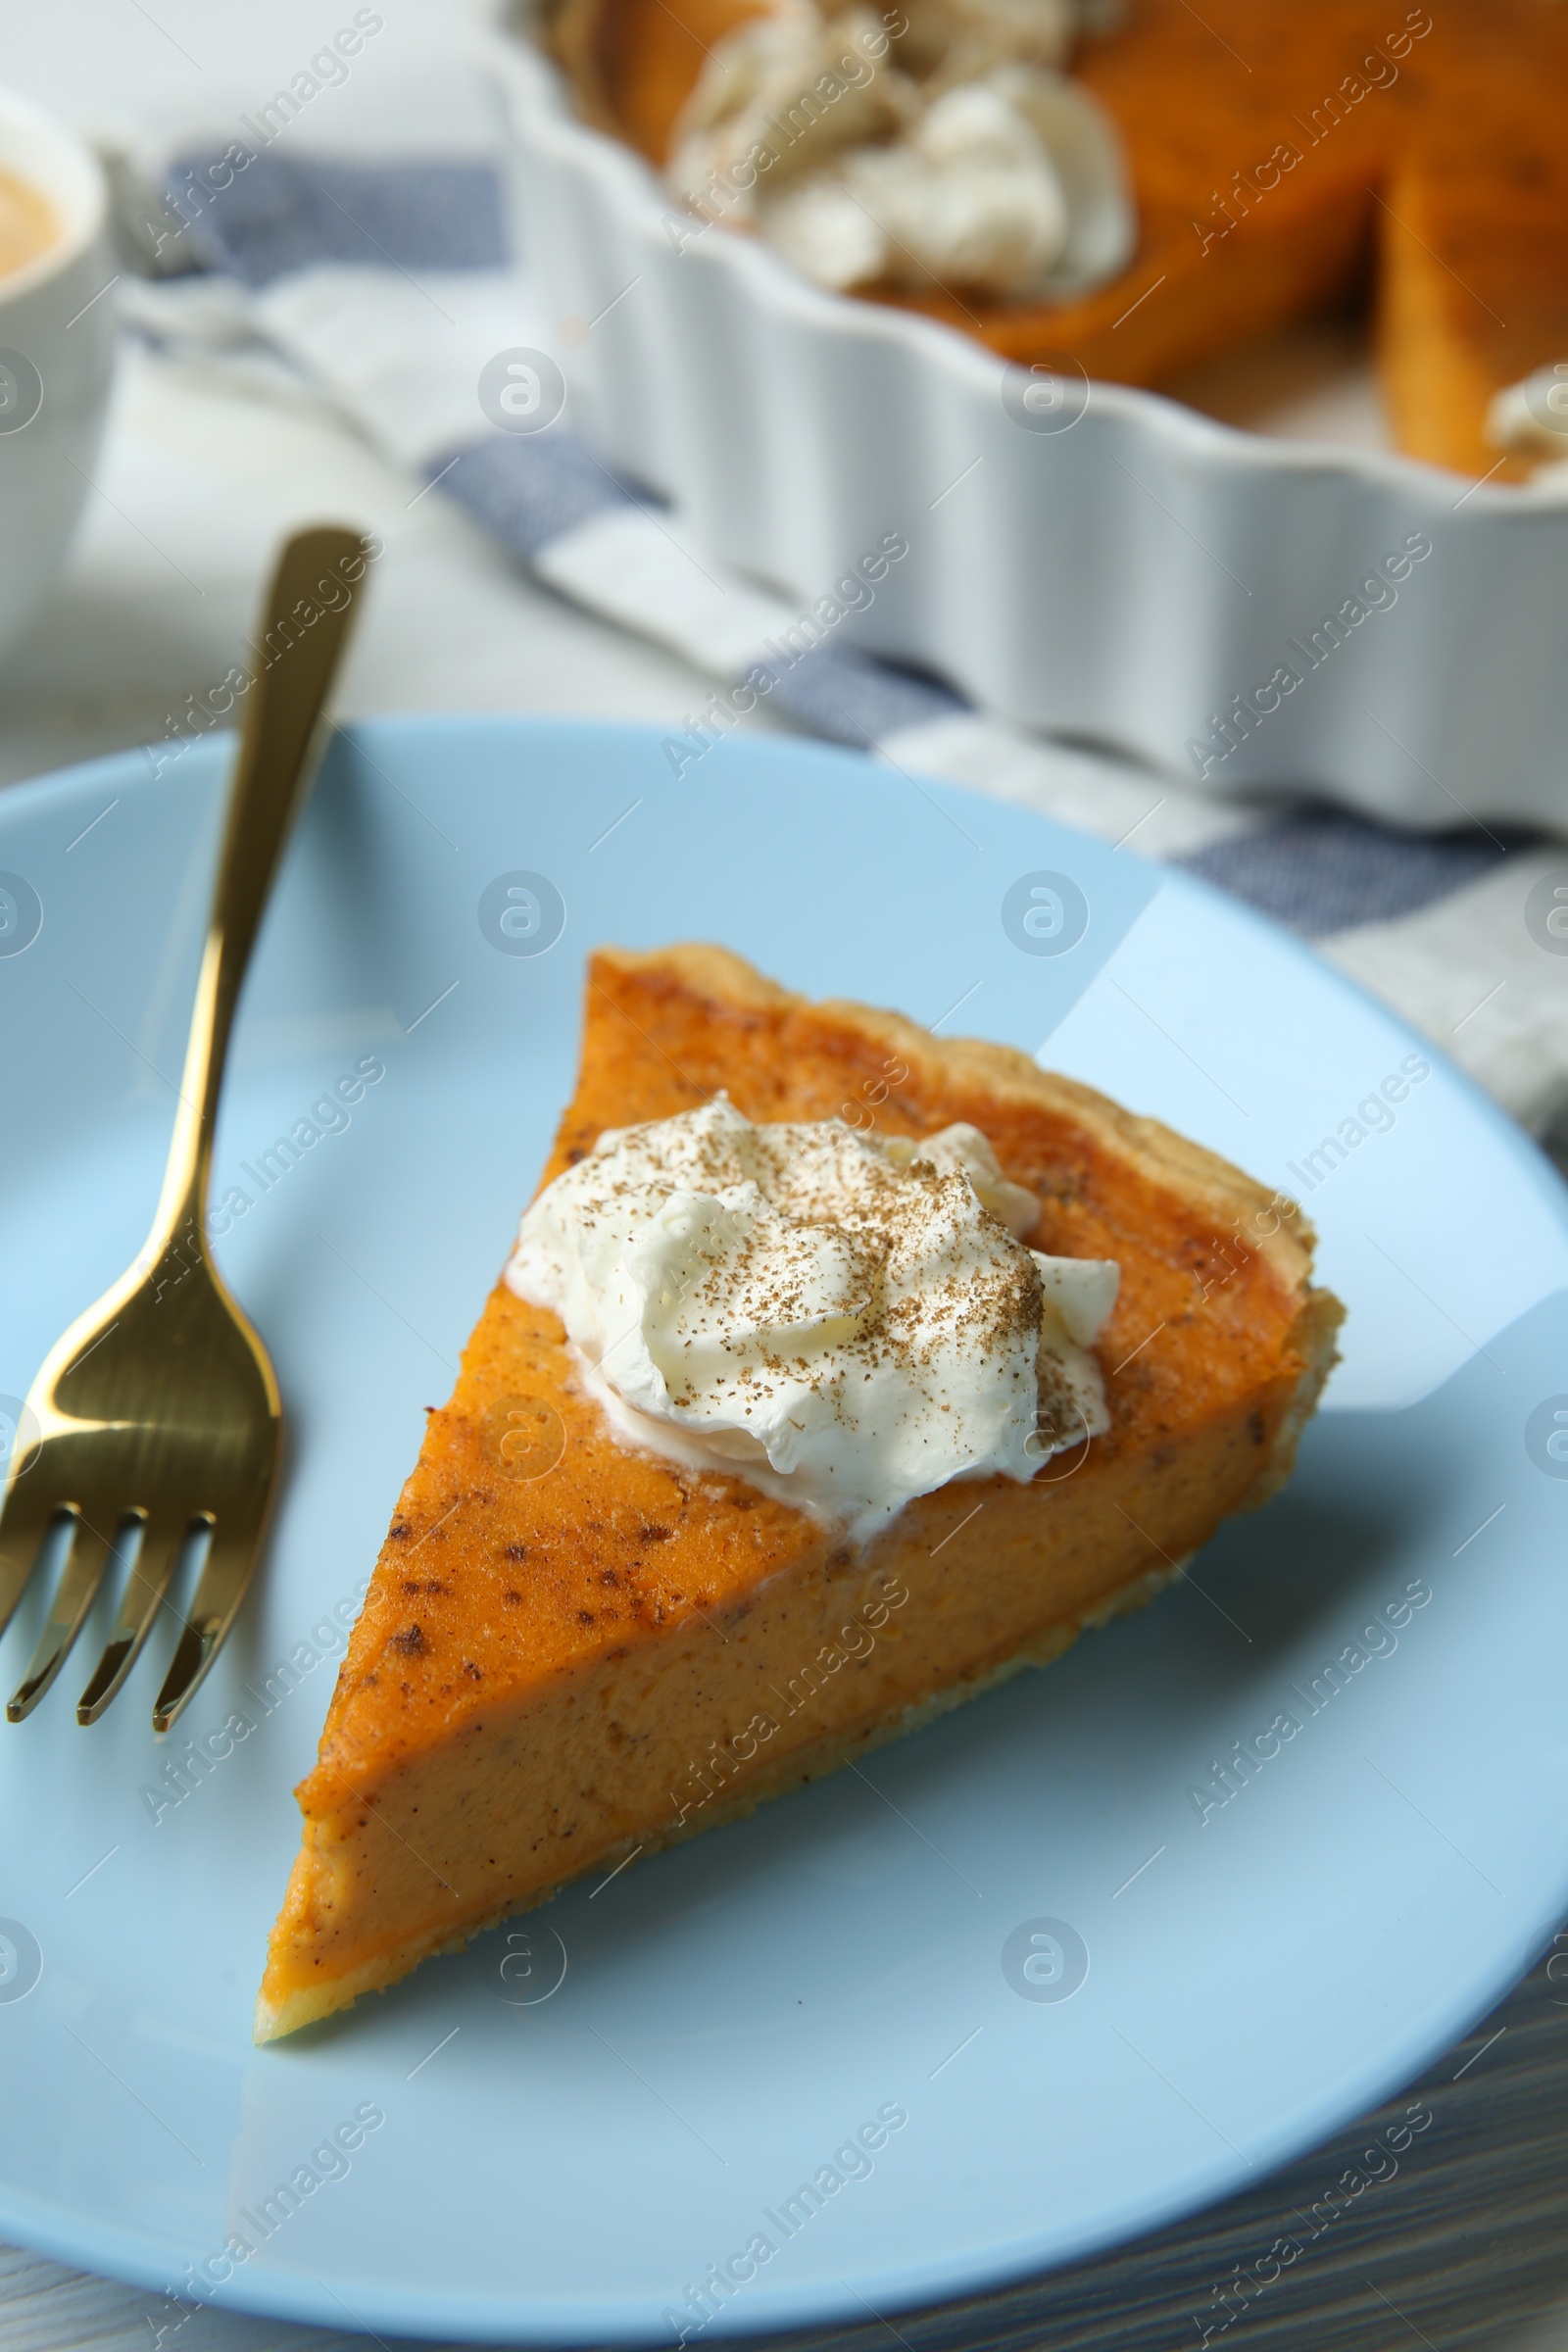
0,90 -> 115,658
0,165 -> 56,281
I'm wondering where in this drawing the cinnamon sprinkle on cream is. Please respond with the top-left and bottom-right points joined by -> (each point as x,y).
507,1095 -> 1117,1539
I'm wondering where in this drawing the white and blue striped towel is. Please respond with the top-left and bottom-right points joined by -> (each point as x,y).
117,138 -> 1568,1154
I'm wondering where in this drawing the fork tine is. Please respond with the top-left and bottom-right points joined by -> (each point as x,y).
7,1513 -> 116,1723
152,1515 -> 266,1735
75,1511 -> 186,1726
0,1481 -> 60,1645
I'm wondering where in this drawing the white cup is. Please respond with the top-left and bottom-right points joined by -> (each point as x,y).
0,90 -> 116,660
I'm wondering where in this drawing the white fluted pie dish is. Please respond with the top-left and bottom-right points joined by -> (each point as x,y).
486,24 -> 1568,830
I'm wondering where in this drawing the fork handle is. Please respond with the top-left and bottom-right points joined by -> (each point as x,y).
149,525 -> 372,1250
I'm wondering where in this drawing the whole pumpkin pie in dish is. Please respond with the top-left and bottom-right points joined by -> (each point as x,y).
256,944 -> 1342,2040
545,0 -> 1568,477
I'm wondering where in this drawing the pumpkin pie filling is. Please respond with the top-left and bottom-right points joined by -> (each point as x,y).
256,943 -> 1342,2039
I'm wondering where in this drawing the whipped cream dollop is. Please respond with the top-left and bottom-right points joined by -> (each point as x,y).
1488,362 -> 1568,477
506,1096 -> 1118,1540
666,0 -> 1134,301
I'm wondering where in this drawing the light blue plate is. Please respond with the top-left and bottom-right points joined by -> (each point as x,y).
1,716 -> 1565,2345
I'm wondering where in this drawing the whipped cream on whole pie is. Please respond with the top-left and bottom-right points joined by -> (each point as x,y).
665,0 -> 1134,299
1487,360 -> 1568,471
506,1095 -> 1118,1537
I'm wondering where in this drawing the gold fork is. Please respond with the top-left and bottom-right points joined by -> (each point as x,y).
0,524 -> 369,1732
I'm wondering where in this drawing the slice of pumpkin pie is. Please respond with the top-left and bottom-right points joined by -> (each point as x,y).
255,943 -> 1342,2039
